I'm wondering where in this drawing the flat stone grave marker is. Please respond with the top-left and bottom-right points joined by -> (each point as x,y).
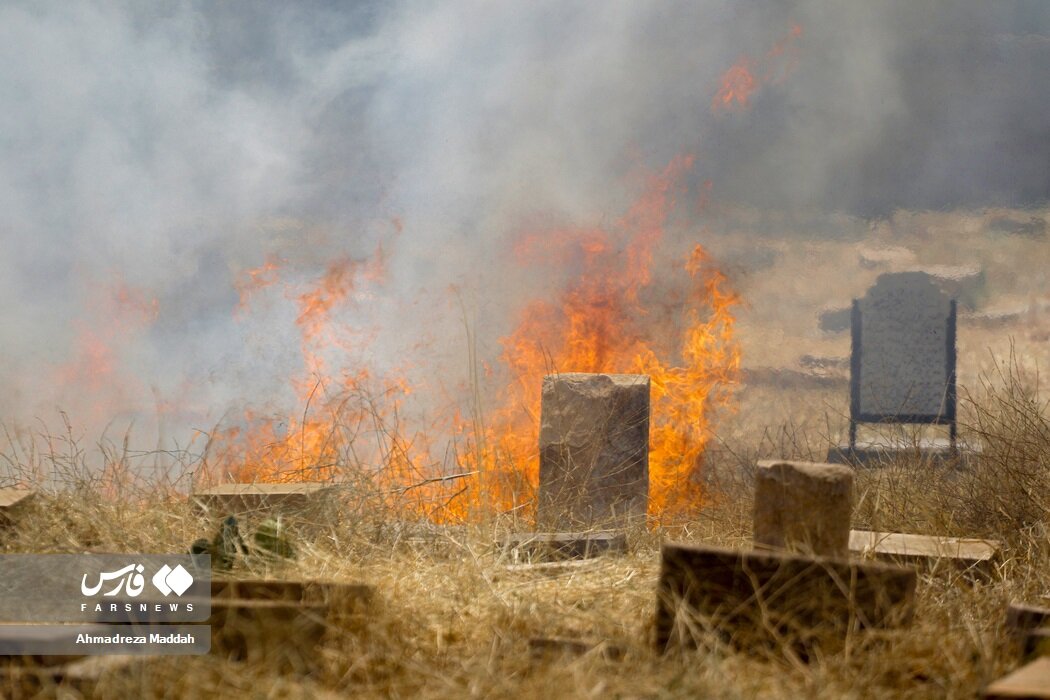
982,656 -> 1050,699
849,530 -> 1000,571
828,271 -> 970,465
537,373 -> 649,530
498,531 -> 628,562
209,579 -> 374,668
209,598 -> 328,667
191,482 -> 335,517
753,460 -> 853,557
0,488 -> 36,527
655,542 -> 916,654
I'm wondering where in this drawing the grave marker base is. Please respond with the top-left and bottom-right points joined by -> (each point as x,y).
828,437 -> 980,468
982,657 -> 1050,699
655,542 -> 916,654
849,530 -> 1000,573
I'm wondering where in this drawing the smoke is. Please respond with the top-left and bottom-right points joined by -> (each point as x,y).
0,1 -> 1047,456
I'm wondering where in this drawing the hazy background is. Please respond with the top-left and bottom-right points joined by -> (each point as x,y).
0,1 -> 1047,458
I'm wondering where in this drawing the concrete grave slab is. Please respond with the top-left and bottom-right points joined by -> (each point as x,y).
537,373 -> 649,530
209,599 -> 327,668
0,489 -> 36,527
1006,603 -> 1050,634
191,482 -> 335,517
849,530 -> 1000,571
655,542 -> 916,653
828,436 -> 980,467
982,656 -> 1050,699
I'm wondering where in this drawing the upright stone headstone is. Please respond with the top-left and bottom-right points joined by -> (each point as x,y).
830,271 -> 960,464
753,460 -> 853,557
537,373 -> 649,530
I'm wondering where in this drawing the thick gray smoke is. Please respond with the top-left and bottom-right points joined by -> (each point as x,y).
0,1 -> 1046,456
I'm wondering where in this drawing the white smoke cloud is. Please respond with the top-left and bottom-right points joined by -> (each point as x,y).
0,1 -> 1046,463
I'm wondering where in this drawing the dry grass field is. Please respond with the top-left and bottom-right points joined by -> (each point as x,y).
0,208 -> 1048,699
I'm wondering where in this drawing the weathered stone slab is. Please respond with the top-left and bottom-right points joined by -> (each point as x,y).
654,542 -> 916,653
1022,629 -> 1050,662
849,530 -> 1000,570
982,657 -> 1050,699
1006,603 -> 1050,634
0,489 -> 36,527
753,460 -> 853,557
537,373 -> 649,530
856,272 -> 953,421
191,482 -> 335,517
209,599 -> 327,668
498,531 -> 628,562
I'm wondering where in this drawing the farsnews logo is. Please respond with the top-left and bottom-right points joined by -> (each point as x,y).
81,563 -> 194,598
151,564 -> 194,596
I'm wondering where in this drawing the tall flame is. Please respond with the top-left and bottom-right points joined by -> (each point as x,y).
713,23 -> 802,113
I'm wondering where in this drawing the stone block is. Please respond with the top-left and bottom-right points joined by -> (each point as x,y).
982,657 -> 1050,699
1006,603 -> 1050,634
849,530 -> 1000,571
1022,629 -> 1050,662
537,373 -> 649,530
828,437 -> 980,467
753,460 -> 853,557
209,599 -> 327,669
654,542 -> 916,653
0,489 -> 36,527
190,482 -> 335,518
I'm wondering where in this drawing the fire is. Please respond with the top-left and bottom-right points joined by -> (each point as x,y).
210,158 -> 740,525
713,23 -> 802,113
455,156 -> 740,520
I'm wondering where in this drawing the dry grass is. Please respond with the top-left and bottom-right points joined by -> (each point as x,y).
1,210 -> 1048,697
0,358 -> 1045,699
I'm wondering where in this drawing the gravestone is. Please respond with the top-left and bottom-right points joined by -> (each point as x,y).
753,460 -> 853,557
654,542 -> 916,653
982,657 -> 1050,699
828,272 -> 961,465
537,373 -> 649,530
0,488 -> 36,527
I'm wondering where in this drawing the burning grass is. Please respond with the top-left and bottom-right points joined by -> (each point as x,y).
0,357 -> 1046,698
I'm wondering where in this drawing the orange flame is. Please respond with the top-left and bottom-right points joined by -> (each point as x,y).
210,158 -> 740,525
454,156 -> 740,521
713,23 -> 802,113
